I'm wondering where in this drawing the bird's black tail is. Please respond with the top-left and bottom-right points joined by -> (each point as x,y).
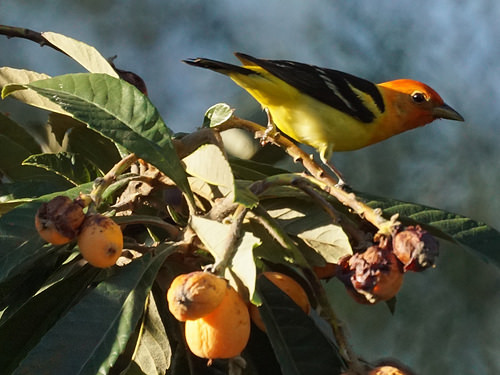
183,57 -> 254,76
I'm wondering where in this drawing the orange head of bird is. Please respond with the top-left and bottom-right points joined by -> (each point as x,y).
378,79 -> 464,131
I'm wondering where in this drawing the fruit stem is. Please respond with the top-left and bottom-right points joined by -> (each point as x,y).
212,204 -> 248,275
90,153 -> 139,207
302,267 -> 364,373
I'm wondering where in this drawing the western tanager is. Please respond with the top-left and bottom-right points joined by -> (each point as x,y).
184,53 -> 463,182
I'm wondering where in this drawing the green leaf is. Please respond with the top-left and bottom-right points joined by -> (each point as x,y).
362,194 -> 500,267
256,276 -> 343,375
5,73 -> 193,203
248,220 -> 301,267
0,113 -> 41,154
234,180 -> 259,209
220,128 -> 259,160
202,103 -> 234,128
0,199 -> 33,216
0,67 -> 69,115
0,177 -> 74,201
65,125 -> 122,172
41,32 -> 118,77
0,134 -> 31,177
264,199 -> 352,263
12,244 -> 174,375
0,265 -> 101,373
131,293 -> 171,375
183,146 -> 259,208
43,113 -> 121,172
0,248 -> 71,317
225,229 -> 260,300
183,144 -> 233,191
230,157 -> 289,181
0,135 -> 75,191
23,152 -> 102,185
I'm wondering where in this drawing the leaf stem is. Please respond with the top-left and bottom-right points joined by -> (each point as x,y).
90,153 -> 138,208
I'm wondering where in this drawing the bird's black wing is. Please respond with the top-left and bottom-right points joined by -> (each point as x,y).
235,53 -> 385,123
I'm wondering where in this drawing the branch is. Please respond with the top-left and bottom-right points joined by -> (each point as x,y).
0,24 -> 67,56
214,116 -> 399,236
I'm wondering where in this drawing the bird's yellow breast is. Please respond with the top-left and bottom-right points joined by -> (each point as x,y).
228,68 -> 381,156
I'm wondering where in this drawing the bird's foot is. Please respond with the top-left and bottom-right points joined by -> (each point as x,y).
260,108 -> 280,146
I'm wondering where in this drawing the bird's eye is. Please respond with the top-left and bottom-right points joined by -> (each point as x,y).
411,91 -> 427,103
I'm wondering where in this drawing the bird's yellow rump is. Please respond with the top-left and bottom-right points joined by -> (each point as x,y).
184,53 -> 463,180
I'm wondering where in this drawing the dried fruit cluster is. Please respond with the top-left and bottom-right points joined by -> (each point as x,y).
336,226 -> 439,304
35,195 -> 123,268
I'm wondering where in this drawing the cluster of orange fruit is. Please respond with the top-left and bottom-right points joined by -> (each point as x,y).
35,195 -> 123,268
167,270 -> 416,374
166,271 -> 310,360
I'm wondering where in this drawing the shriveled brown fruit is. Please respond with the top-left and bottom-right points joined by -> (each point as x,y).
249,271 -> 310,331
185,285 -> 250,359
337,246 -> 404,304
77,214 -> 123,268
35,196 -> 85,245
392,225 -> 439,272
167,271 -> 228,321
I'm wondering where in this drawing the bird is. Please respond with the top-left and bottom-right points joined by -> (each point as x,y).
183,53 -> 464,184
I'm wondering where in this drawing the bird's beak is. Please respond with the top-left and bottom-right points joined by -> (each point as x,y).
433,103 -> 464,121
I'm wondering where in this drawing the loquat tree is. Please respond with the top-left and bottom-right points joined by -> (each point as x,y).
0,26 -> 498,375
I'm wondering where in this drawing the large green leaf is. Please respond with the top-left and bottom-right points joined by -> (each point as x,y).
47,112 -> 122,172
65,125 -> 122,172
0,265 -> 101,373
0,134 -> 73,195
362,194 -> 500,267
0,248 -> 71,318
12,244 -> 174,375
256,276 -> 343,375
23,152 -> 102,185
130,293 -> 171,374
3,73 -> 193,204
0,199 -> 33,216
0,177 -> 74,203
0,113 -> 41,154
0,134 -> 32,179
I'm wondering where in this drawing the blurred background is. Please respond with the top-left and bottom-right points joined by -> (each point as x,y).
1,1 -> 498,373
